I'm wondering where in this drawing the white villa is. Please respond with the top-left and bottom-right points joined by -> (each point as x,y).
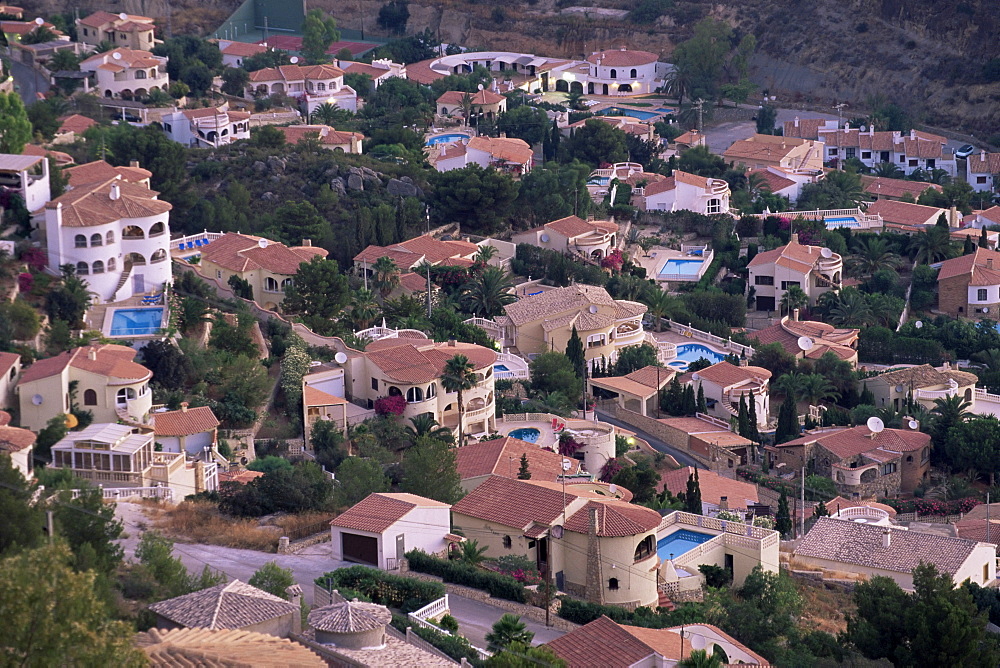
44,175 -> 172,302
682,362 -> 771,428
80,47 -> 169,100
747,234 -> 843,312
512,215 -> 619,261
160,106 -> 250,148
638,169 -> 732,214
0,153 -> 50,213
247,64 -> 357,114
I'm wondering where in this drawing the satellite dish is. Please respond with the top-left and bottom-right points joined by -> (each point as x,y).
867,416 -> 885,434
478,83 -> 484,91
608,483 -> 618,495
31,394 -> 43,405
895,384 -> 904,393
820,247 -> 833,258
112,51 -> 122,60
290,56 -> 299,64
914,320 -> 923,329
539,233 -> 550,243
796,336 -> 814,352
119,12 -> 128,20
692,373 -> 700,381
334,352 -> 348,364
908,419 -> 919,430
588,305 -> 598,314
986,307 -> 991,314
562,458 -> 573,472
257,238 -> 268,249
689,635 -> 707,651
34,17 -> 44,25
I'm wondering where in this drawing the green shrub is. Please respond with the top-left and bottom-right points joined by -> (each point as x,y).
406,550 -> 527,603
558,596 -> 705,628
438,614 -> 460,633
315,565 -> 444,608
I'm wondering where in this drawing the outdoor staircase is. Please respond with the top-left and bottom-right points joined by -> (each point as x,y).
657,590 -> 676,610
109,261 -> 133,303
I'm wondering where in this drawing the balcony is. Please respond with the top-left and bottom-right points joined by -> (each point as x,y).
615,321 -> 645,346
832,462 -> 880,487
62,468 -> 144,485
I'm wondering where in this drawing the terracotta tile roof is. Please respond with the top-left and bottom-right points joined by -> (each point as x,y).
247,63 -> 344,83
614,300 -> 646,319
81,47 -> 163,70
865,199 -> 944,227
148,580 -> 297,630
747,237 -> 829,272
331,492 -> 448,533
955,519 -> 1000,546
938,247 -> 1000,285
274,124 -> 362,146
404,58 -> 443,85
777,425 -> 929,459
78,10 -> 120,27
339,60 -> 391,79
861,175 -> 941,200
641,176 -> 675,197
363,338 -> 495,383
456,436 -> 579,481
825,496 -> 897,517
56,114 -> 97,135
46,177 -> 169,227
724,135 -> 812,162
153,406 -> 220,437
690,361 -> 771,387
303,385 -> 346,407
564,499 -> 660,537
220,41 -> 268,57
309,600 -> 392,633
624,365 -> 672,389
135,627 -> 326,667
752,318 -> 858,361
354,235 -> 478,267
545,215 -> 602,238
0,411 -> 35,453
749,168 -> 797,193
20,144 -> 72,167
199,233 -> 326,275
218,469 -> 264,485
19,344 -> 150,385
0,352 -> 19,376
660,467 -> 758,508
64,160 -> 151,188
452,476 -> 577,530
969,152 -> 1000,175
673,170 -> 710,188
871,363 -> 977,390
546,615 -> 656,667
467,136 -> 533,165
794,517 -> 984,576
1,20 -> 57,35
397,271 -> 429,293
586,49 -> 659,67
503,284 -> 617,326
436,89 -> 505,106
782,118 -> 830,139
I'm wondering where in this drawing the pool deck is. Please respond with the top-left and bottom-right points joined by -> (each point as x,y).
494,419 -> 560,449
635,247 -> 710,283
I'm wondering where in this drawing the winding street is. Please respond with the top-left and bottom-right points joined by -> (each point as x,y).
596,410 -> 702,468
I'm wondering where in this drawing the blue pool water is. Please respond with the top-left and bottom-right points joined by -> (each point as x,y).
110,307 -> 164,336
825,216 -> 861,229
426,133 -> 470,146
657,529 -> 716,560
659,259 -> 705,277
667,343 -> 727,371
604,106 -> 660,120
495,364 -> 510,372
508,427 -> 541,443
588,176 -> 610,186
655,107 -> 675,114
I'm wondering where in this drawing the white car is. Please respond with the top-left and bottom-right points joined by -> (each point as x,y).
956,144 -> 976,159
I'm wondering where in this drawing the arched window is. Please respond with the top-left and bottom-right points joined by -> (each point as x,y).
634,535 -> 654,561
123,225 -> 144,239
965,388 -> 973,401
106,231 -> 115,244
317,82 -> 326,91
135,70 -> 147,79
150,249 -> 167,263
264,277 -> 279,292
92,260 -> 104,274
107,257 -> 116,271
427,383 -> 437,398
706,198 -> 722,214
116,388 -> 136,405
90,233 -> 103,247
76,261 -> 89,275
407,387 -> 424,402
388,386 -> 402,397
502,536 -> 512,549
83,389 -> 97,406
128,252 -> 146,265
148,222 -> 165,236
610,69 -> 617,79
906,455 -> 913,462
630,68 -> 637,78
281,278 -> 293,290
608,578 -> 619,590
75,235 -> 87,248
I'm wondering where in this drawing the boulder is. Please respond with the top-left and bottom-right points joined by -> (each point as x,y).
387,178 -> 419,198
346,173 -> 364,191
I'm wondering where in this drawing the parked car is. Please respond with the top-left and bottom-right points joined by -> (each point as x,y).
956,144 -> 976,158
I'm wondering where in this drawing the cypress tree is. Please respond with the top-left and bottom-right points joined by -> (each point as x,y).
737,394 -> 750,437
980,227 -> 990,248
813,500 -> 829,518
696,383 -> 708,414
566,326 -> 587,380
682,384 -> 697,415
776,489 -> 793,536
685,469 -> 703,514
859,382 -> 875,406
517,453 -> 531,480
748,390 -> 759,439
665,375 -> 683,415
964,235 -> 976,255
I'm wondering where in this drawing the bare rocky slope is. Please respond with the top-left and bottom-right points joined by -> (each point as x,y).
17,0 -> 999,136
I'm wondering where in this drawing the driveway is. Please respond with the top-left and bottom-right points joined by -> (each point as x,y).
596,410 -> 701,468
114,502 -> 566,648
8,58 -> 49,105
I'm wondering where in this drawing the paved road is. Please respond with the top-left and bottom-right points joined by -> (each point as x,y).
595,410 -> 701,468
114,503 -> 565,648
8,58 -> 48,105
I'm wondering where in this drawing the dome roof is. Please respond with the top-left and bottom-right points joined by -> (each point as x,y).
308,600 -> 392,634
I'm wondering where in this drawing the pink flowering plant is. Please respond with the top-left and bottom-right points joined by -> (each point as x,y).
600,457 -> 623,482
881,497 -> 981,516
374,394 -> 406,416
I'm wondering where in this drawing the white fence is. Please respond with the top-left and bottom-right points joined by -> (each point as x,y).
665,320 -> 756,358
495,352 -> 530,380
407,594 -> 492,661
61,486 -> 175,502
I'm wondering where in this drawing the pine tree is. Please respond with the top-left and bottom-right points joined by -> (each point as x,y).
566,326 -> 587,380
517,453 -> 531,480
859,382 -> 875,406
682,384 -> 697,415
964,236 -> 976,255
813,500 -> 829,518
737,394 -> 750,437
775,489 -> 793,536
696,383 -> 708,414
684,469 -> 703,514
664,375 -> 683,415
775,396 -> 799,444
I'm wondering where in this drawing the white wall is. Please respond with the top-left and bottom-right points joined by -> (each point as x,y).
331,506 -> 451,568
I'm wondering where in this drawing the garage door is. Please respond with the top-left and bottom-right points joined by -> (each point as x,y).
341,532 -> 378,565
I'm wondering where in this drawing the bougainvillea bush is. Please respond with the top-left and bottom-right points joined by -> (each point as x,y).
374,394 -> 406,416
879,497 -> 980,516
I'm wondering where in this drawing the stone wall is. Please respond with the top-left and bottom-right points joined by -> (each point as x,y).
611,407 -> 743,472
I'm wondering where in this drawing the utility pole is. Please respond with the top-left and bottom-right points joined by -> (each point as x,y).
833,102 -> 848,129
694,98 -> 705,133
800,466 -> 806,537
425,206 -> 432,319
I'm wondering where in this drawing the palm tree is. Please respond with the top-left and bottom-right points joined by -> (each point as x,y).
972,348 -> 1000,371
873,162 -> 904,179
485,614 -> 534,653
773,372 -> 805,398
459,539 -> 488,566
827,290 -> 874,327
524,390 -> 575,417
348,289 -> 380,330
927,168 -> 951,185
405,414 -> 453,443
459,92 -> 474,126
746,171 -> 769,199
662,63 -> 694,106
780,285 -> 808,317
311,102 -> 341,126
460,266 -> 516,317
613,274 -> 646,302
798,373 -> 841,405
847,236 -> 903,278
910,227 -> 954,264
180,296 -> 211,334
442,354 -> 476,447
565,89 -> 586,111
371,256 -> 400,301
643,289 -> 674,332
931,394 -> 971,425
679,649 -> 724,668
866,292 -> 901,328
474,244 -> 498,265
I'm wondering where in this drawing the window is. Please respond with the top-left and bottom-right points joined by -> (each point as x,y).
371,378 -> 379,391
317,82 -> 326,91
909,159 -> 918,167
427,383 -> 436,398
83,389 -> 97,406
108,258 -> 116,271
150,249 -> 166,263
979,289 -> 988,301
754,275 -> 774,286
75,235 -> 87,248
149,222 -> 165,236
83,28 -> 88,36
630,68 -> 637,78
608,578 -> 619,590
882,462 -> 897,475
862,151 -> 871,160
829,148 -> 838,156
634,535 -> 654,561
610,69 -> 617,79
780,281 -> 801,290
216,270 -> 222,279
90,233 -> 103,247
106,231 -> 114,244
927,159 -> 935,169
281,278 -> 293,290
706,198 -> 722,214
76,261 -> 89,275
406,387 -> 424,402
92,260 -> 104,274
503,536 -> 512,549
846,148 -> 856,159
265,277 -> 279,292
587,334 -> 606,349
979,177 -> 988,184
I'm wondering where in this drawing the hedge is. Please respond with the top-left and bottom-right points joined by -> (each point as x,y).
558,596 -> 706,628
315,565 -> 444,609
390,613 -> 483,665
406,550 -> 528,603
879,497 -> 981,516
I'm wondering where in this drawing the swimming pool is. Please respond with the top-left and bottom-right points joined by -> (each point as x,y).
658,259 -> 705,277
588,176 -> 610,186
655,107 -> 675,114
426,133 -> 470,146
825,216 -> 861,229
508,427 -> 541,443
657,529 -> 716,560
110,307 -> 164,337
667,343 -> 727,371
604,106 -> 660,120
495,364 -> 510,372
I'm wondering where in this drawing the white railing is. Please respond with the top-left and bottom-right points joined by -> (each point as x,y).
833,506 -> 890,522
915,387 -> 958,400
463,317 -> 503,341
64,486 -> 175,502
407,595 -> 493,660
659,510 -> 779,542
464,404 -> 493,419
172,231 -> 224,251
354,326 -> 427,342
673,533 -> 726,569
495,352 -> 530,380
976,388 -> 1000,403
665,320 -> 756,358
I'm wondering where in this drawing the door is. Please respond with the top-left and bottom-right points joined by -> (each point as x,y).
756,296 -> 775,312
132,273 -> 145,294
396,534 -> 406,561
536,537 -> 549,572
341,532 -> 378,565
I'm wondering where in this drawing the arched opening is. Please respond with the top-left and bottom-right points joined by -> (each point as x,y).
388,386 -> 402,397
634,535 -> 654,561
618,84 -> 633,93
630,69 -> 637,78
591,248 -> 603,259
83,389 -> 97,406
610,69 -> 617,79
440,107 -> 449,115
555,80 -> 568,93
860,468 -> 877,483
602,83 -> 609,95
502,536 -> 512,549
75,234 -> 87,248
281,278 -> 293,290
427,383 -> 437,398
271,82 -> 285,95
104,89 -> 113,98
134,88 -> 147,98
90,233 -> 103,247
406,387 -> 424,402
317,82 -> 326,91
148,222 -> 165,237
608,578 -> 619,590
116,387 -> 136,405
76,261 -> 89,275
123,225 -> 144,239
127,252 -> 146,266
107,257 -> 116,271
150,249 -> 167,263
135,70 -> 146,79
570,81 -> 583,94
467,397 -> 486,411
264,277 -> 279,292
256,84 -> 268,96
106,231 -> 115,244
587,82 -> 594,95
965,388 -> 973,401
92,260 -> 104,274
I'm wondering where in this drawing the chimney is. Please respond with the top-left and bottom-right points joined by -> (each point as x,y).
448,337 -> 457,347
130,159 -> 139,168
286,584 -> 303,633
719,496 -> 729,510
910,129 -> 916,140
950,206 -> 959,228
88,348 -> 97,361
790,233 -> 799,244
109,183 -> 120,201
982,150 -> 988,161
181,401 -> 189,413
301,239 -> 312,247
882,529 -> 891,548
870,126 -> 874,137
793,116 -> 799,128
844,122 -> 850,131
792,308 -> 800,322
989,258 -> 995,270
